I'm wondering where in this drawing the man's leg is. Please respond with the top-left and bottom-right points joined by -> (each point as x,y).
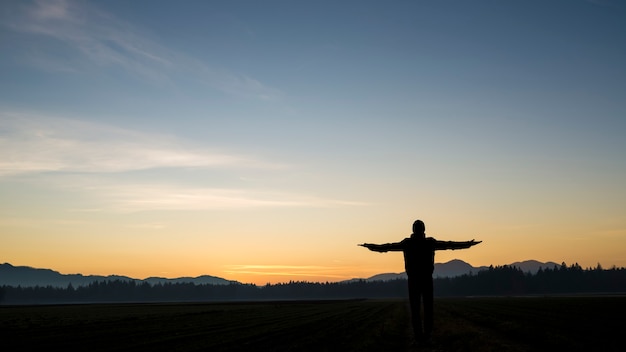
422,276 -> 434,338
407,277 -> 423,339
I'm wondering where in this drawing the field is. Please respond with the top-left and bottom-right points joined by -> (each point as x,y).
1,296 -> 624,351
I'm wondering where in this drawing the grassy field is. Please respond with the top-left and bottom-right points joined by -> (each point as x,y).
431,296 -> 625,352
1,297 -> 624,351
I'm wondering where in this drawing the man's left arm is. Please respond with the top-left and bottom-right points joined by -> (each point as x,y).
359,242 -> 405,252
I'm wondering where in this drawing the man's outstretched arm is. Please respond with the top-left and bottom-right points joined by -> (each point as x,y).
435,239 -> 482,250
359,242 -> 404,253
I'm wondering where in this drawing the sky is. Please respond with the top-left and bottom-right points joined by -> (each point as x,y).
1,0 -> 625,285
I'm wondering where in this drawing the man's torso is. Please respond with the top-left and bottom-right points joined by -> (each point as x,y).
401,237 -> 437,276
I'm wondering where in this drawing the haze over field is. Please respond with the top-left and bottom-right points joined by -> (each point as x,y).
1,0 -> 625,285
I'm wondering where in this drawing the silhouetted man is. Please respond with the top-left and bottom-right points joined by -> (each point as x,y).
360,220 -> 481,344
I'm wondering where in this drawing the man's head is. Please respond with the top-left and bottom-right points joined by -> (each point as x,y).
412,220 -> 425,237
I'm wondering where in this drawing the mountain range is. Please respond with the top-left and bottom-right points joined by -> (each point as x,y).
1,260 -> 560,288
0,263 -> 237,288
359,259 -> 560,282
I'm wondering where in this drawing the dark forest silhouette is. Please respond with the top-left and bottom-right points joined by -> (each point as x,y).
2,262 -> 625,305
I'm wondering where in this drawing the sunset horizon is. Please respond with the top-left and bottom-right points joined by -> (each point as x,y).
2,256 -> 615,286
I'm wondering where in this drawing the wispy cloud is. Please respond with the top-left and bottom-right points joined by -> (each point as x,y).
1,0 -> 280,99
0,111 -> 368,211
223,265 -> 352,279
0,111 -> 268,175
70,182 -> 368,212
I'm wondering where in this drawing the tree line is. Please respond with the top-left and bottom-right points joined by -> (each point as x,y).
1,263 -> 624,304
435,262 -> 626,296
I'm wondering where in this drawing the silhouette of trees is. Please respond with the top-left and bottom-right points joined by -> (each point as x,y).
2,263 -> 625,304
435,263 -> 626,296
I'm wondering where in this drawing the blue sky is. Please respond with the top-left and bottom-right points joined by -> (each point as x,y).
1,0 -> 625,284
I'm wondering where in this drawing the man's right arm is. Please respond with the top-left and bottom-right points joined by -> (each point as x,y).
434,239 -> 482,250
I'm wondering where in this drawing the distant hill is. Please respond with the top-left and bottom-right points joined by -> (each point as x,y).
350,259 -> 560,282
509,260 -> 560,274
1,260 -> 562,288
0,263 -> 237,288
